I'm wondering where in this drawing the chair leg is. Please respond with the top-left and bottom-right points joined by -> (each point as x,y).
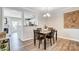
40,40 -> 42,44
39,40 -> 41,48
47,38 -> 49,41
53,37 -> 55,44
50,38 -> 52,46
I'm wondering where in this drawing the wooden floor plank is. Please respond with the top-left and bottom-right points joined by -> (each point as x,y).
20,38 -> 79,51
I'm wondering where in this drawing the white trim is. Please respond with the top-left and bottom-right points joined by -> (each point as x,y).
58,35 -> 79,42
21,38 -> 33,41
21,35 -> 79,42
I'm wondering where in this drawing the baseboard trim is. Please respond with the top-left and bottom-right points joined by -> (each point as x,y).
21,36 -> 79,42
21,38 -> 33,41
58,36 -> 79,42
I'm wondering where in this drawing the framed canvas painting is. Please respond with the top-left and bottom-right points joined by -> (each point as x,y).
64,10 -> 79,29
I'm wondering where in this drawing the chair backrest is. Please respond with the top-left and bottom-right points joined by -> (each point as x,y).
37,28 -> 42,31
48,27 -> 53,31
34,30 -> 40,40
34,30 -> 45,40
49,30 -> 55,37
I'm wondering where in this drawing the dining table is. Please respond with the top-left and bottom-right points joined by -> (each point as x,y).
34,29 -> 57,50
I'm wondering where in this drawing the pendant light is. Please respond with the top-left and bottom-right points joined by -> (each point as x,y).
43,7 -> 51,17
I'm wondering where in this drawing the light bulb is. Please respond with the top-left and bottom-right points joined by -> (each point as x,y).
43,13 -> 51,17
43,14 -> 47,17
46,13 -> 50,17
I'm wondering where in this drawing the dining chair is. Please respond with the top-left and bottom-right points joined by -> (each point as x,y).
37,28 -> 42,31
34,30 -> 45,48
46,30 -> 55,46
38,33 -> 45,48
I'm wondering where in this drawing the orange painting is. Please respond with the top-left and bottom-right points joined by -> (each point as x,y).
64,10 -> 79,29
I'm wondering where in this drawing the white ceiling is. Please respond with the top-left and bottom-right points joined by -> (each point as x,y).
24,7 -> 61,12
3,7 -> 68,18
5,7 -> 62,13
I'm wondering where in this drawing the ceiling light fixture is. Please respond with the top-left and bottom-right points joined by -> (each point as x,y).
43,13 -> 51,17
43,7 -> 51,18
46,13 -> 50,17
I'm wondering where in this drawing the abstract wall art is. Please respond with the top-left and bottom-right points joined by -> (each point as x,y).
64,10 -> 79,29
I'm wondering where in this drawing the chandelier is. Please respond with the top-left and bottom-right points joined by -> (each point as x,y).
42,7 -> 51,17
43,13 -> 51,17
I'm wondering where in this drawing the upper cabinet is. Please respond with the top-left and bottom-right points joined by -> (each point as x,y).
24,12 -> 38,26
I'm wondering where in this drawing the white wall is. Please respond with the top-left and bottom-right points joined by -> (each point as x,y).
2,8 -> 40,41
0,7 -> 3,31
23,12 -> 36,41
3,8 -> 22,18
3,8 -> 23,40
22,10 -> 49,41
47,7 -> 79,40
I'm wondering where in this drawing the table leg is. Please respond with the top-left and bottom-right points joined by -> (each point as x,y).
8,39 -> 10,51
44,38 -> 46,50
34,36 -> 36,46
56,31 -> 57,41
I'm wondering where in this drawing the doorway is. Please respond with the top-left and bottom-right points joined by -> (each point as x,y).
8,17 -> 23,50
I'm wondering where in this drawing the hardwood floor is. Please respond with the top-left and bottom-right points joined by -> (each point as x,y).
21,38 -> 79,51
9,33 -> 79,51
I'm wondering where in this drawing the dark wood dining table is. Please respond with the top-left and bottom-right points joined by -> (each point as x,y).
34,29 -> 57,50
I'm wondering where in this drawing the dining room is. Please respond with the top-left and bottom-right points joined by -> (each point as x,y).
1,0 -> 79,59
0,7 -> 79,51
21,7 -> 79,51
